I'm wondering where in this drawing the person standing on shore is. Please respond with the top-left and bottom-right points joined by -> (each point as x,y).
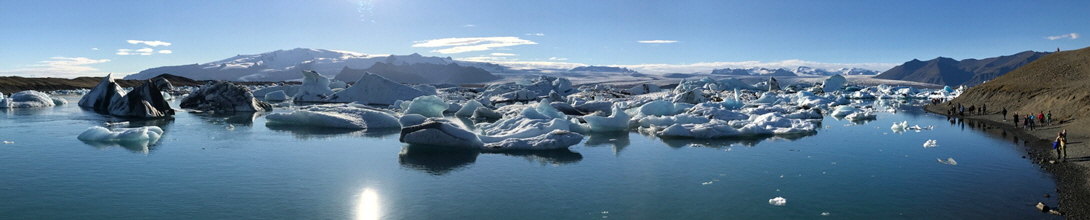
1002,108 -> 1008,120
1038,112 -> 1046,124
1047,111 -> 1052,125
1056,132 -> 1067,161
982,104 -> 986,115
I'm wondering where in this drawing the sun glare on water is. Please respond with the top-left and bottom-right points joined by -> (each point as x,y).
356,188 -> 382,220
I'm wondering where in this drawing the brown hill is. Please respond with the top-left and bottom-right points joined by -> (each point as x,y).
949,47 -> 1089,124
0,74 -> 231,94
874,51 -> 1050,86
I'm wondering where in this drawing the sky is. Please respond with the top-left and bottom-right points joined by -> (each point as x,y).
0,0 -> 1087,78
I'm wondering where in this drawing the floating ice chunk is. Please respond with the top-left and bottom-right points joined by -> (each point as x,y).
752,92 -> 781,104
403,95 -> 448,118
844,111 -> 877,121
923,139 -> 938,148
639,100 -> 688,116
399,114 -> 428,127
769,197 -> 786,206
400,120 -> 485,148
938,157 -> 957,165
78,73 -> 126,111
412,84 -> 438,96
830,106 -> 859,118
265,105 -> 401,129
77,126 -> 164,143
264,90 -> 288,101
107,78 -> 174,118
536,100 -> 566,119
823,74 -> 846,93
482,130 -> 584,151
292,70 -> 335,102
672,89 -> 704,104
471,107 -> 502,121
329,79 -> 348,89
626,83 -> 660,95
637,114 -> 711,128
583,106 -> 631,132
891,121 -> 908,133
739,113 -> 818,135
1,91 -> 57,108
849,91 -> 876,99
181,81 -> 271,112
656,120 -> 740,138
328,72 -> 426,105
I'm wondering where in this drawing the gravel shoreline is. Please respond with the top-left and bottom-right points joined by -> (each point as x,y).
925,104 -> 1090,219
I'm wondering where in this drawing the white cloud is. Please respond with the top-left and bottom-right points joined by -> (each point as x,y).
158,50 -> 172,54
136,47 -> 153,55
491,53 -> 516,56
91,47 -> 100,50
412,37 -> 537,54
0,57 -> 110,78
548,57 -> 568,61
117,47 -> 165,55
127,40 -> 172,47
526,33 -> 544,36
116,49 -> 132,55
638,40 -> 678,44
1047,33 -> 1079,40
463,24 -> 475,27
618,59 -> 898,74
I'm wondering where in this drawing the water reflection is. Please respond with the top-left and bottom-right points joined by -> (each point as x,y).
584,131 -> 631,155
81,139 -> 160,154
0,106 -> 54,116
265,125 -> 400,140
398,144 -> 583,175
355,188 -> 382,220
654,132 -> 816,148
187,111 -> 263,126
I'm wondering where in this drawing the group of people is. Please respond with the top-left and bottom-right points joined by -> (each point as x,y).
1009,111 -> 1052,130
949,103 -> 988,116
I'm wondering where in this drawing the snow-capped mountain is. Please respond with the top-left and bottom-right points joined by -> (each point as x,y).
711,67 -> 797,76
710,66 -> 878,76
125,48 -> 454,82
793,66 -> 879,76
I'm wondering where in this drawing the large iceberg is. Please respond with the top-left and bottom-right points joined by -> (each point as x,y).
1,90 -> 62,108
77,126 -> 164,143
822,74 -> 846,93
581,106 -> 631,132
481,130 -> 584,151
266,104 -> 401,129
400,120 -> 485,148
403,95 -> 448,118
327,71 -> 425,105
293,70 -> 335,102
78,73 -> 126,111
107,78 -> 174,118
180,81 -> 272,112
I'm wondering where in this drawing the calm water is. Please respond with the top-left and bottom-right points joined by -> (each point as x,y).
0,97 -> 1060,219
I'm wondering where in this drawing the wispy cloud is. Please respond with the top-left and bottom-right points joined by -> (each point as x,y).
0,57 -> 110,78
491,53 -> 516,56
91,47 -> 100,51
463,24 -> 475,27
412,37 -> 537,54
127,40 -> 172,47
526,33 -> 544,36
158,50 -> 172,54
117,47 -> 155,56
549,57 -> 568,61
1047,33 -> 1079,40
638,40 -> 678,44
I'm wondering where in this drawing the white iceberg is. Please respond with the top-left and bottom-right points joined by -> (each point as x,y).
265,104 -> 401,129
937,158 -> 957,165
923,139 -> 938,148
264,90 -> 289,101
455,100 -> 485,117
400,120 -> 485,148
822,74 -> 846,93
639,100 -> 688,116
328,72 -> 426,105
1,90 -> 59,108
292,70 -> 335,102
403,95 -> 448,118
626,83 -> 660,95
769,197 -> 786,206
77,126 -> 164,143
582,106 -> 631,132
482,130 -> 584,151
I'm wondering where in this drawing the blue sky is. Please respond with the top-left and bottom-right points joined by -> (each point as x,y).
0,0 -> 1086,77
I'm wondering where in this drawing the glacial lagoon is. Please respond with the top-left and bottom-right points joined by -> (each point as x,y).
0,97 -> 1060,219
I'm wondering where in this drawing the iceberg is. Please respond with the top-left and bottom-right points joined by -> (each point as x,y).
292,70 -> 335,102
639,100 -> 688,116
265,104 -> 401,129
627,83 -> 661,95
830,106 -> 859,118
180,81 -> 272,112
78,73 -> 126,112
822,74 -> 846,93
455,100 -> 485,117
844,111 -> 877,121
264,90 -> 289,101
403,95 -> 449,118
107,78 -> 174,118
77,126 -> 164,143
1,90 -> 60,108
327,71 -> 426,105
400,120 -> 486,148
582,106 -> 631,132
769,197 -> 786,206
482,130 -> 584,151
923,139 -> 938,148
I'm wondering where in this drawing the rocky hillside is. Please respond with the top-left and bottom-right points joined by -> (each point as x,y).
947,46 -> 1089,124
875,51 -> 1050,86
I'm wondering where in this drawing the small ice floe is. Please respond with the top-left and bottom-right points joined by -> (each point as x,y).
923,139 -> 938,148
769,197 -> 787,206
103,121 -> 129,126
821,212 -> 830,216
702,181 -> 713,185
3,141 -> 13,144
937,158 -> 957,165
226,124 -> 235,130
77,126 -> 164,145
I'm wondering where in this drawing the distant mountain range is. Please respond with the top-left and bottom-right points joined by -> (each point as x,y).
124,48 -> 463,82
333,62 -> 499,85
710,67 -> 879,76
874,50 -> 1051,86
570,66 -> 640,74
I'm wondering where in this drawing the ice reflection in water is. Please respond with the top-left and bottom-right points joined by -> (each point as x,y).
399,144 -> 582,175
